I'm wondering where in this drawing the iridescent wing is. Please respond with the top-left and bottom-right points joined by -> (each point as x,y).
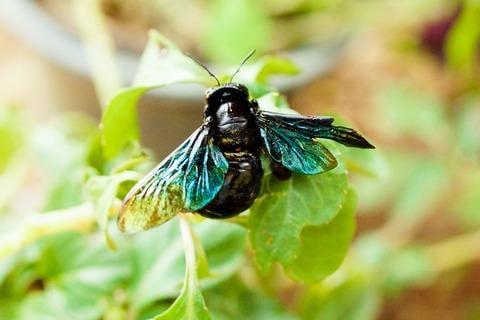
118,125 -> 228,233
256,111 -> 374,175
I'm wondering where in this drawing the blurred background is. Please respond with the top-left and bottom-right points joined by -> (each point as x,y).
1,0 -> 480,319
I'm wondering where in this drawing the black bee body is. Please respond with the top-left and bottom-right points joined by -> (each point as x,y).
199,84 -> 264,218
118,82 -> 374,233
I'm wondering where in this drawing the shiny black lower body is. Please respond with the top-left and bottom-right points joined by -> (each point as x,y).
198,152 -> 263,219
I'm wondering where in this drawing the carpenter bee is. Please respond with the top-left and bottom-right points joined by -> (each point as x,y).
118,51 -> 374,233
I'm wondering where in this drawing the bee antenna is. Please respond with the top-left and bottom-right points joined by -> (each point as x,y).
188,54 -> 220,86
230,49 -> 256,83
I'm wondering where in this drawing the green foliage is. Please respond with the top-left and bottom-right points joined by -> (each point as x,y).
249,161 -> 349,276
454,96 -> 480,159
127,220 -> 246,312
300,274 -> 381,320
101,31 -> 299,159
42,32 -> 364,318
85,170 -> 140,249
0,106 -> 28,211
446,0 -> 480,74
101,31 -> 215,159
31,114 -> 97,211
378,84 -> 450,147
0,32 -> 380,319
12,27 -> 480,318
283,189 -> 357,282
94,31 -> 343,316
3,0 -> 480,317
101,87 -> 146,160
203,0 -> 271,64
237,56 -> 300,85
152,220 -> 211,320
0,105 -> 26,173
246,95 -> 356,282
206,278 -> 296,319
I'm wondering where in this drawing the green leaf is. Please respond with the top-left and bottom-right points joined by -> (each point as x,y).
237,56 -> 300,85
101,87 -> 146,160
30,114 -> 97,210
284,189 -> 357,282
0,154 -> 28,212
23,232 -> 132,320
445,0 -> 480,73
300,274 -> 381,320
205,277 -> 296,320
85,171 -> 140,249
153,219 -> 211,320
250,90 -> 355,279
381,246 -> 434,294
249,150 -> 349,274
101,31 -> 214,159
18,288 -> 103,320
129,219 -> 245,313
388,155 -> 449,227
203,0 -> 271,63
37,233 -> 130,295
455,96 -> 480,159
0,105 -> 26,172
257,92 -> 296,113
378,85 -> 450,148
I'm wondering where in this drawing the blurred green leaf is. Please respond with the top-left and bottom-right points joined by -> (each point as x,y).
388,155 -> 449,226
101,31 -> 214,159
257,92 -> 297,113
129,219 -> 245,314
236,56 -> 299,98
0,154 -> 28,212
300,274 -> 381,320
206,277 -> 296,320
382,246 -> 434,295
342,147 -> 389,213
203,0 -> 271,63
0,106 -> 28,211
31,115 -> 96,211
445,0 -> 480,73
37,233 -> 130,296
18,288 -> 103,320
455,96 -> 480,159
284,189 -> 357,282
13,232 -> 132,320
86,171 -> 140,249
153,220 -> 211,320
379,85 -> 450,147
101,87 -> 145,160
0,105 -> 26,173
0,299 -> 20,319
341,146 -> 387,179
238,56 -> 300,85
249,152 -> 349,275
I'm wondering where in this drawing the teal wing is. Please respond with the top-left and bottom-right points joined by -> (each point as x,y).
118,125 -> 228,233
256,111 -> 373,175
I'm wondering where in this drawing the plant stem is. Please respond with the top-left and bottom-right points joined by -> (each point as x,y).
0,203 -> 96,261
73,0 -> 122,107
180,217 -> 198,277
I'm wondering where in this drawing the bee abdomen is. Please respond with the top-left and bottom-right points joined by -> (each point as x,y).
198,153 -> 263,219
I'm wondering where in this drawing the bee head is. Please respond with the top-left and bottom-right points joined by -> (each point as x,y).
205,83 -> 249,106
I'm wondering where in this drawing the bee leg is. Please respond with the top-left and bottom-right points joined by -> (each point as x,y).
270,161 -> 292,181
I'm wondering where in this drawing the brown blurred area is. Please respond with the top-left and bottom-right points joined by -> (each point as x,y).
0,29 -> 100,120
